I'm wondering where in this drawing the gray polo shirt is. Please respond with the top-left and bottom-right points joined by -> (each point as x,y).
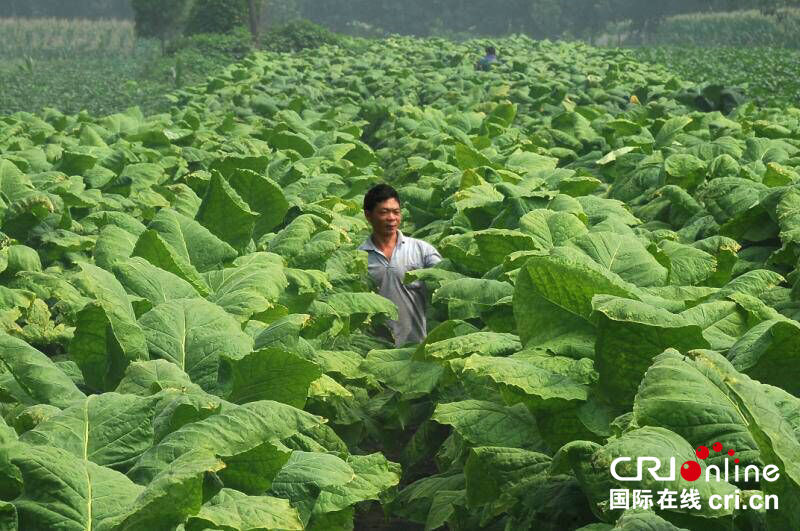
358,230 -> 442,346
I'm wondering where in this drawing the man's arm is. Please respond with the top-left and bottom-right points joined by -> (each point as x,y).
423,242 -> 442,268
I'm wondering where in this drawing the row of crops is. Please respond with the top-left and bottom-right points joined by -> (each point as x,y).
0,35 -> 800,529
634,45 -> 800,109
0,18 -> 168,117
634,8 -> 800,49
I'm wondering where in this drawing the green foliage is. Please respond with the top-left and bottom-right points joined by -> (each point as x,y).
0,19 -> 256,116
0,17 -> 135,60
261,0 -> 303,27
262,20 -> 342,52
185,0 -> 250,36
131,0 -> 193,46
152,27 -> 256,91
167,26 -> 254,59
642,8 -> 800,48
3,27 -> 800,531
0,40 -> 170,116
635,46 -> 800,108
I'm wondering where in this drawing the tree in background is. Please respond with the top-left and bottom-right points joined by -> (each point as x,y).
185,0 -> 249,35
526,0 -> 565,39
183,0 -> 265,45
564,0 -> 612,43
247,0 -> 262,46
131,0 -> 193,53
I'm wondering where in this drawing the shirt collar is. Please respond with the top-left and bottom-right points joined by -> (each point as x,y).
359,230 -> 405,251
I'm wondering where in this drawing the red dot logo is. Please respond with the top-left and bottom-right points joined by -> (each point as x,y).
712,442 -> 723,452
728,449 -> 735,456
696,446 -> 709,460
735,458 -> 740,464
680,460 -> 702,482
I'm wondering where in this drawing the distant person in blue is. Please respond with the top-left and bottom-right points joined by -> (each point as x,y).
359,184 -> 442,346
475,46 -> 498,71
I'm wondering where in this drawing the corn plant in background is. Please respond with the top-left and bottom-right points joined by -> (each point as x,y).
0,17 -> 136,59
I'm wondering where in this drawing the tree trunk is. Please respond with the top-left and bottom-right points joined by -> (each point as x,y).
247,0 -> 261,48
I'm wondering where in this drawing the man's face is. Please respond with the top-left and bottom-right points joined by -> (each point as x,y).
365,197 -> 402,238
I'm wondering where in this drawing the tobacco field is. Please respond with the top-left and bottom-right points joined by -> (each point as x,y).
0,35 -> 799,530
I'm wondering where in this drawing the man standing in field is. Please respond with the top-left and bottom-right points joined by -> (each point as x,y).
475,45 -> 498,71
359,184 -> 442,346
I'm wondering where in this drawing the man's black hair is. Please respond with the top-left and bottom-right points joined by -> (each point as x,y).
486,46 -> 496,55
364,184 -> 400,212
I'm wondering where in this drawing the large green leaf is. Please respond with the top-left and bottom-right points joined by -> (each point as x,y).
115,359 -> 201,396
317,292 -> 399,334
268,450 -> 354,524
518,209 -> 588,249
227,168 -> 290,238
204,262 -> 288,322
422,332 -> 520,361
70,264 -> 149,391
101,449 -> 224,531
726,319 -> 800,395
682,350 -> 800,530
270,131 -> 316,157
633,350 -> 760,468
315,453 -> 402,515
112,257 -> 200,308
593,296 -> 709,406
505,149 -> 558,174
454,144 -> 494,170
361,347 -> 443,397
268,214 -> 336,268
185,488 -> 303,531
148,208 -> 237,273
0,332 -> 85,408
654,116 -> 693,148
555,426 -> 737,523
196,171 -> 259,251
280,268 -> 332,313
679,300 -> 751,351
464,446 -> 551,508
432,400 -> 546,450
462,351 -> 596,409
461,351 -> 597,448
94,225 -> 139,270
132,229 -> 210,296
138,298 -> 253,393
513,247 -> 639,357
776,187 -> 800,244
659,240 -> 716,286
6,444 -> 143,531
432,278 -> 514,320
219,348 -> 322,408
569,232 -> 668,287
390,474 -> 466,525
128,401 -> 323,490
20,392 -> 159,470
471,228 -> 537,267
